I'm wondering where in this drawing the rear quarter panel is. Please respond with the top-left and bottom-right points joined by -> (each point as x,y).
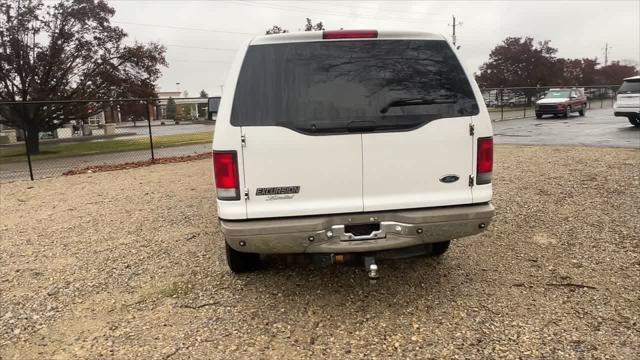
459,52 -> 493,204
212,41 -> 251,220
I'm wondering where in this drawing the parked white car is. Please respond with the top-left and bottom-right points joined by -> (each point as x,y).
613,75 -> 640,127
212,30 -> 495,279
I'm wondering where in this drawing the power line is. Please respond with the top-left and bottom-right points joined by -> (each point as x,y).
227,0 -> 438,25
113,21 -> 257,36
108,3 -> 448,36
254,0 -> 438,24
307,1 -> 445,18
109,3 -> 451,40
164,44 -> 238,51
169,59 -> 233,64
124,40 -> 238,52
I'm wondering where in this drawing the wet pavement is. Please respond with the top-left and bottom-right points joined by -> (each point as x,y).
493,108 -> 640,148
0,143 -> 211,182
0,123 -> 215,182
110,122 -> 215,140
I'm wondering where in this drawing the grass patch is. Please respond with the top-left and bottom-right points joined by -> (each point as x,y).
155,279 -> 195,298
0,132 -> 213,163
133,279 -> 196,305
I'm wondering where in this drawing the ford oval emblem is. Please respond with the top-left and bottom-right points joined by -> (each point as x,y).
440,175 -> 460,183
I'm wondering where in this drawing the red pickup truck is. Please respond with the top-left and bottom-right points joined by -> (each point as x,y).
535,88 -> 588,119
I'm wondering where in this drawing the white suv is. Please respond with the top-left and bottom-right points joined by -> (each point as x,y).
614,75 -> 640,127
212,30 -> 495,278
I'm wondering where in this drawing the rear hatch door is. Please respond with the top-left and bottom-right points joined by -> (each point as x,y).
362,117 -> 474,211
240,127 -> 363,219
231,37 -> 478,218
232,42 -> 363,218
617,78 -> 640,108
353,40 -> 478,210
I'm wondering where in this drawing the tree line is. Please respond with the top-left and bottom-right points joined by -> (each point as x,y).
476,37 -> 637,88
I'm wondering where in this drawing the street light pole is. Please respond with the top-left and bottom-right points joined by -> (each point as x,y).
449,15 -> 462,50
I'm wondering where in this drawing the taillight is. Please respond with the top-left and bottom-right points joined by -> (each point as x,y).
213,151 -> 240,200
476,137 -> 493,185
323,30 -> 378,39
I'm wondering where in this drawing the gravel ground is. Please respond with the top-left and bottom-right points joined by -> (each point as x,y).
1,145 -> 639,359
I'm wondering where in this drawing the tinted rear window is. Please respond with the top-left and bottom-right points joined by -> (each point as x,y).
231,40 -> 479,134
618,79 -> 640,94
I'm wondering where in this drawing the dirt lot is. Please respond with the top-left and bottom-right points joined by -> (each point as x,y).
1,145 -> 639,359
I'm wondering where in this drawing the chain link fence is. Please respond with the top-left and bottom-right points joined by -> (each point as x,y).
481,85 -> 619,121
0,98 -> 215,182
0,86 -> 621,182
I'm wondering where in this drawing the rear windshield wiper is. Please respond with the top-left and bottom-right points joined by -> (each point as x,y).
379,97 -> 458,114
304,121 -> 378,133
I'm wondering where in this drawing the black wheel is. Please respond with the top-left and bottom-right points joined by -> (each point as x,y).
562,106 -> 571,118
578,104 -> 586,116
225,242 -> 262,273
430,241 -> 451,256
535,113 -> 543,119
629,116 -> 640,127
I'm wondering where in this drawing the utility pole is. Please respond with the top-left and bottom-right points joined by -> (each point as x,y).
449,15 -> 462,49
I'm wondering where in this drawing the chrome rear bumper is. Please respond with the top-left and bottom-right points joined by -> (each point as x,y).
220,203 -> 495,254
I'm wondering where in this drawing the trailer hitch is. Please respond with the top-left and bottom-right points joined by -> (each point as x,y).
363,256 -> 379,283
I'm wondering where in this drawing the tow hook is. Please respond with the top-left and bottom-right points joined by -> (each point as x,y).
363,256 -> 379,283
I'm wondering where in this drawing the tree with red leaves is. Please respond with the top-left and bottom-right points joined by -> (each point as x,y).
596,61 -> 638,85
476,37 -> 558,88
477,37 -> 638,89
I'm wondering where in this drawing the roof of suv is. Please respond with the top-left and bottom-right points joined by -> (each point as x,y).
250,30 -> 446,45
623,75 -> 640,81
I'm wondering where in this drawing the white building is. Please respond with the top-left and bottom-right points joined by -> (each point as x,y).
156,90 -> 209,120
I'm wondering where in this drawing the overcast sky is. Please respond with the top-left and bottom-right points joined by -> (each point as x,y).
108,0 -> 640,96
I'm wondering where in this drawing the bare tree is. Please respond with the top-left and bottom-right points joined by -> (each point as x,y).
265,18 -> 325,35
0,0 -> 167,153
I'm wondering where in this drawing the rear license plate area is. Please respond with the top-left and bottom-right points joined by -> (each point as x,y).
344,223 -> 381,238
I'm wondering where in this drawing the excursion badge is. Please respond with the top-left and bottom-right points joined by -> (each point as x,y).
255,186 -> 301,196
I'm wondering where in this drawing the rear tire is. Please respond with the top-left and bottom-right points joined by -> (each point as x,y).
535,113 -> 543,119
225,242 -> 262,273
430,241 -> 451,256
629,116 -> 640,127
